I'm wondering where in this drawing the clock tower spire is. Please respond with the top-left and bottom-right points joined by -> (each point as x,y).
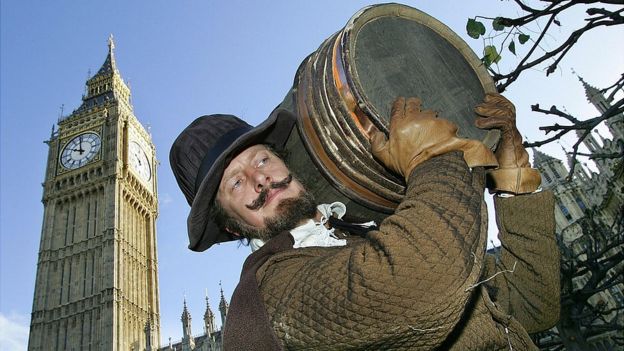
28,37 -> 160,350
79,34 -> 131,115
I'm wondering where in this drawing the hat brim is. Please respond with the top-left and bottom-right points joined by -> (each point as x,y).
187,108 -> 297,251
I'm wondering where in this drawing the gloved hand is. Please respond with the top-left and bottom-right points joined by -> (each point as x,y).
475,93 -> 541,194
371,97 -> 498,180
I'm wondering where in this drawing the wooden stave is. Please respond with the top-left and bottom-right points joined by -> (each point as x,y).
281,3 -> 500,218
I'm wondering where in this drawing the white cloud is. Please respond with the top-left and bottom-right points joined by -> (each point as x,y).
159,192 -> 173,206
0,312 -> 29,351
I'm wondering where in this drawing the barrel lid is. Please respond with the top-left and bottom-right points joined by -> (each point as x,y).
285,3 -> 501,218
342,3 -> 500,148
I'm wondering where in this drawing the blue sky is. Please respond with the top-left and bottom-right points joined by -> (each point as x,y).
1,1 -> 622,349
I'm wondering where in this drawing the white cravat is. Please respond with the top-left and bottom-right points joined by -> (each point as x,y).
249,202 -> 350,252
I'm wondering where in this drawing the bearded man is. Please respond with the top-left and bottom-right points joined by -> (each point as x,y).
170,95 -> 559,350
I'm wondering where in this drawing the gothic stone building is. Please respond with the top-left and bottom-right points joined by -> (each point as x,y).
158,289 -> 229,351
532,77 -> 623,350
28,37 -> 161,351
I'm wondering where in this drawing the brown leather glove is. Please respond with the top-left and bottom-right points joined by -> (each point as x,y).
371,97 -> 498,179
475,93 -> 541,194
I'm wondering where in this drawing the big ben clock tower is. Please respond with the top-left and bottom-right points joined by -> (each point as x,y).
28,36 -> 160,350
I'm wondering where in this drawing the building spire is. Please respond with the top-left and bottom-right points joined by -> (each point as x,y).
108,34 -> 115,53
92,34 -> 118,77
560,143 -> 589,181
204,290 -> 216,335
181,296 -> 190,323
531,147 -> 558,167
180,297 -> 195,350
219,282 -> 229,327
74,35 -> 131,114
572,69 -> 604,108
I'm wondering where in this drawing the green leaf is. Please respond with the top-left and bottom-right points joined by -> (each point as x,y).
508,40 -> 516,55
481,52 -> 492,67
492,17 -> 506,31
481,55 -> 491,67
467,18 -> 486,39
483,45 -> 501,67
518,34 -> 530,44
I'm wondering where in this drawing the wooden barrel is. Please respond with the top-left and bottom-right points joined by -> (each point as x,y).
280,3 -> 499,223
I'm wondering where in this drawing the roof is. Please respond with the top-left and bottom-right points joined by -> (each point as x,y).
92,35 -> 118,79
532,148 -> 560,166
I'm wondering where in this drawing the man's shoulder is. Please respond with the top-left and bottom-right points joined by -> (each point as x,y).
255,234 -> 366,280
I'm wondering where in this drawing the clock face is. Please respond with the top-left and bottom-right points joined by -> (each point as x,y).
129,141 -> 152,181
60,132 -> 102,170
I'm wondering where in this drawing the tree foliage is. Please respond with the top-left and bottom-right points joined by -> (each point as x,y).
466,0 -> 624,176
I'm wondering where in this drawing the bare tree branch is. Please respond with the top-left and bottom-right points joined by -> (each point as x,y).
491,4 -> 624,91
469,4 -> 623,348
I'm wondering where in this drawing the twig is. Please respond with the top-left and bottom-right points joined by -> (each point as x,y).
465,261 -> 518,291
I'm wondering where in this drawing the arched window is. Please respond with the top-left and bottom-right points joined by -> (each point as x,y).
575,197 -> 587,211
551,165 -> 562,179
558,203 -> 573,221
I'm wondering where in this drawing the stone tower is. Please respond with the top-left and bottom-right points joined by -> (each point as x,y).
579,75 -> 624,141
157,293 -> 227,351
27,36 -> 160,350
532,77 -> 623,349
181,299 -> 195,351
218,285 -> 229,328
203,296 -> 216,336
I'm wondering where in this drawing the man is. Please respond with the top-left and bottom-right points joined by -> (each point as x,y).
170,94 -> 559,350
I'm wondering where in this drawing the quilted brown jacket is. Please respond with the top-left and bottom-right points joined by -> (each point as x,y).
224,152 -> 559,350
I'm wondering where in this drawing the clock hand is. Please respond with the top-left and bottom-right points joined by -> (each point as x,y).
77,136 -> 85,154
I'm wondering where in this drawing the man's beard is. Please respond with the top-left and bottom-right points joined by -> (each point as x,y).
221,183 -> 318,242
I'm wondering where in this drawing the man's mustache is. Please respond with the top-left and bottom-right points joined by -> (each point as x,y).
246,174 -> 293,210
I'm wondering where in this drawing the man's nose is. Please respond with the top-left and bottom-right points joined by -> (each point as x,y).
252,170 -> 271,192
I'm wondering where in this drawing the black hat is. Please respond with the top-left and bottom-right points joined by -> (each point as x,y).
170,108 -> 296,251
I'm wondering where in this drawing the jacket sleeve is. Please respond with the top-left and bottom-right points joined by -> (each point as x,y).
483,191 -> 560,333
257,152 -> 489,350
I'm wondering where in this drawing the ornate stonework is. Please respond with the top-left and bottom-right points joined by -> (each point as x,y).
28,36 -> 160,351
533,77 -> 623,350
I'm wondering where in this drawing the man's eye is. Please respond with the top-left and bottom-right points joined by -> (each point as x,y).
232,179 -> 242,190
257,157 -> 269,167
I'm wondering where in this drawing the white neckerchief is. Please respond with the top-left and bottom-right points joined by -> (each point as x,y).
249,202 -> 349,252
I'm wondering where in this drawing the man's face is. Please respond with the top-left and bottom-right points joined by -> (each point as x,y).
216,144 -> 310,235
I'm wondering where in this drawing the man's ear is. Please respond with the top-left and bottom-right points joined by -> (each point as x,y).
225,227 -> 241,237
